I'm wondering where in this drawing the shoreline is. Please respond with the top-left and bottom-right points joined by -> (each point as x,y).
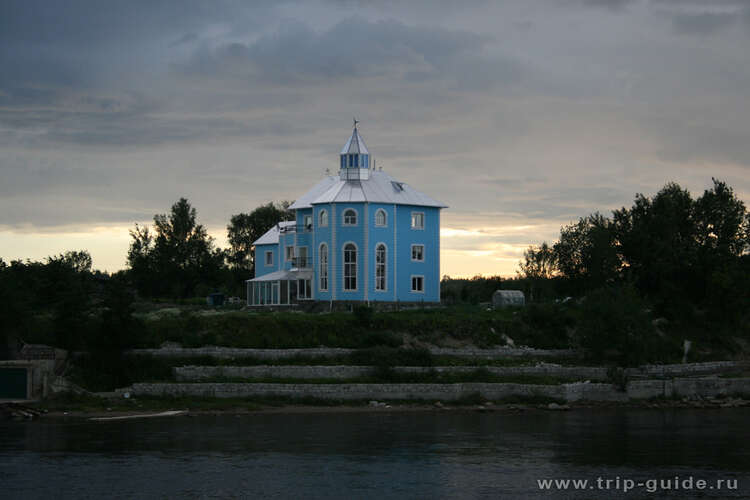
22,396 -> 750,420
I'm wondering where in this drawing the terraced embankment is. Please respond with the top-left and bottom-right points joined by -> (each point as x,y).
116,347 -> 750,404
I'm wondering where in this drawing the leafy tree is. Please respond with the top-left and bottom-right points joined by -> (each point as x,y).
226,201 -> 293,274
613,183 -> 696,303
553,213 -> 620,293
519,242 -> 557,280
692,179 -> 750,331
694,178 -> 750,259
127,198 -> 225,297
518,242 -> 557,302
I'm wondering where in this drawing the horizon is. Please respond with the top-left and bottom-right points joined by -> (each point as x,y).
2,1 -> 749,277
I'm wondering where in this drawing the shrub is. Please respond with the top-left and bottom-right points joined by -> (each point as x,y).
353,305 -> 374,327
576,286 -> 677,366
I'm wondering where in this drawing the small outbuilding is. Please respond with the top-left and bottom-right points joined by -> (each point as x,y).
493,290 -> 525,308
206,293 -> 225,307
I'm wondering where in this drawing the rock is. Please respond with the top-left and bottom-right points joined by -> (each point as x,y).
547,403 -> 570,411
434,401 -> 444,408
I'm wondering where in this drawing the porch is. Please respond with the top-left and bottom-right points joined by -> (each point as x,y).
246,269 -> 313,306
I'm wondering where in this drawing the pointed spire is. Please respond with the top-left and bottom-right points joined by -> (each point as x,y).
340,124 -> 369,155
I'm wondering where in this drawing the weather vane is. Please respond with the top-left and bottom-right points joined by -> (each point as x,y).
353,117 -> 359,129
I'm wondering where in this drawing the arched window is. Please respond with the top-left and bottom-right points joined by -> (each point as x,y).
319,209 -> 328,227
375,244 -> 386,291
344,243 -> 357,291
343,209 -> 357,226
375,209 -> 387,227
319,243 -> 328,291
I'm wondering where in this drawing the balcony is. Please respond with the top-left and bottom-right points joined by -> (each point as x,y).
291,257 -> 311,269
279,223 -> 313,234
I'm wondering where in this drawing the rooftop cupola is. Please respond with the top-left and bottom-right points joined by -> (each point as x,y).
339,119 -> 371,180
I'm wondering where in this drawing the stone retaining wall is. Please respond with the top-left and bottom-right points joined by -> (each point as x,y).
173,365 -> 608,381
131,346 -> 579,360
627,361 -> 749,379
119,377 -> 750,403
172,361 -> 749,382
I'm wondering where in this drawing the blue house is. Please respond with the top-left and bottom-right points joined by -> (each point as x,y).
247,124 -> 447,307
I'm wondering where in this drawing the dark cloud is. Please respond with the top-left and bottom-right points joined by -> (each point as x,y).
580,0 -> 636,10
671,11 -> 738,35
178,18 -> 522,88
0,0 -> 748,251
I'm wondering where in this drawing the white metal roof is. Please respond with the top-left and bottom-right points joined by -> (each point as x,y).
288,175 -> 339,210
247,269 -> 313,282
253,221 -> 295,245
290,170 -> 447,209
340,127 -> 369,155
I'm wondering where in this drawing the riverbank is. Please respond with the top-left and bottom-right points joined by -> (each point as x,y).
24,391 -> 750,420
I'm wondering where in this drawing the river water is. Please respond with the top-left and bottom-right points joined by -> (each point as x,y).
2,408 -> 750,499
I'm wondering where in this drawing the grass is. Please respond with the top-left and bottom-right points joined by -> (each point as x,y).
124,304 -> 573,350
34,391 -> 567,412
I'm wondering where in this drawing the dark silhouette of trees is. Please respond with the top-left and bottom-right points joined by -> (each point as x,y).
127,198 -> 225,297
226,201 -> 293,274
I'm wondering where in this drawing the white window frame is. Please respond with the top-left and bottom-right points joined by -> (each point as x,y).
375,243 -> 387,291
411,211 -> 425,230
285,245 -> 294,262
319,209 -> 328,227
265,251 -> 273,266
343,209 -> 358,226
375,209 -> 387,227
411,275 -> 425,293
411,244 -> 425,262
343,242 -> 358,291
319,243 -> 328,291
297,246 -> 309,268
304,215 -> 312,231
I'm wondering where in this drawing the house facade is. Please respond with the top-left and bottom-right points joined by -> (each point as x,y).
247,124 -> 447,306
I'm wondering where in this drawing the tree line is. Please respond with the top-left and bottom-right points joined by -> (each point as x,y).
126,198 -> 293,298
515,179 -> 749,344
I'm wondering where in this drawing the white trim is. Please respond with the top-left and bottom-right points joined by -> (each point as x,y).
296,246 -> 309,268
342,241 -> 359,292
264,250 -> 273,266
285,245 -> 294,262
319,209 -> 328,227
364,203 -> 369,302
410,274 -> 425,293
319,242 -> 329,292
374,242 -> 388,292
332,204 -> 337,300
342,208 -> 358,226
374,208 -> 387,227
393,204 -> 397,302
410,244 -> 425,262
311,211 -> 316,300
437,209 -> 441,300
411,211 -> 425,230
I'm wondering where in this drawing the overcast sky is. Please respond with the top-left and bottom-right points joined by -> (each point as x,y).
1,0 -> 749,276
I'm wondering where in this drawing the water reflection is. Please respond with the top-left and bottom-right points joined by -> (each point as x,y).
2,409 -> 750,498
